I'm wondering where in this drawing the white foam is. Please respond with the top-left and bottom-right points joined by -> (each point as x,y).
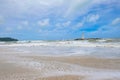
38,61 -> 120,80
0,40 -> 120,48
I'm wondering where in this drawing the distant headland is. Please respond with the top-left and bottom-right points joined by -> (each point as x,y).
0,37 -> 18,41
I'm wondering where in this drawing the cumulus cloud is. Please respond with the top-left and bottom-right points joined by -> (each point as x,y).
63,0 -> 117,18
76,22 -> 84,28
64,0 -> 91,18
112,18 -> 120,25
87,14 -> 100,23
56,23 -> 61,27
63,21 -> 71,27
87,26 -> 120,38
74,14 -> 99,29
0,0 -> 64,18
21,21 -> 29,26
86,18 -> 120,38
0,15 -> 4,24
0,0 -> 120,39
5,27 -> 13,32
0,0 -> 119,19
17,25 -> 23,30
38,19 -> 50,27
56,21 -> 71,28
15,21 -> 29,30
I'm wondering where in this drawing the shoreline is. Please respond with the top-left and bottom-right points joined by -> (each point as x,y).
0,44 -> 120,80
0,40 -> 120,48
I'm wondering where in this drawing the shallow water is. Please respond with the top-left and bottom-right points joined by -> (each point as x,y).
9,45 -> 120,59
0,40 -> 120,80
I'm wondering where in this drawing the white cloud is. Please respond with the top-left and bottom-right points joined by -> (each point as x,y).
87,14 -> 100,23
63,0 -> 120,18
64,0 -> 92,18
63,21 -> 71,27
56,23 -> 61,27
5,27 -> 13,32
38,19 -> 50,27
111,18 -> 120,25
0,0 -> 64,18
71,21 -> 84,30
21,21 -> 29,26
0,15 -> 4,24
0,0 -> 119,19
87,26 -> 120,38
76,22 -> 84,28
56,21 -> 71,28
86,18 -> 120,38
74,14 -> 99,29
17,25 -> 23,30
16,21 -> 29,30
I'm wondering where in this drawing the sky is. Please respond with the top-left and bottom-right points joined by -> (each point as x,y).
0,0 -> 120,40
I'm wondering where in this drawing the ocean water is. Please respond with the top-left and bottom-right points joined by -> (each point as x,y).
1,39 -> 120,58
0,39 -> 120,80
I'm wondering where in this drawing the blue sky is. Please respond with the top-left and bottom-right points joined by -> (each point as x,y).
0,0 -> 120,40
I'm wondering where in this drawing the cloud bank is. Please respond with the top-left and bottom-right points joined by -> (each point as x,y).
0,0 -> 120,40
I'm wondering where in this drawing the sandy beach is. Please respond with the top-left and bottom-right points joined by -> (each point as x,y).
0,41 -> 120,80
1,0 -> 120,79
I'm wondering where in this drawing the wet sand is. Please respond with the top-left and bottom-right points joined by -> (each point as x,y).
27,56 -> 120,70
0,46 -> 120,80
36,75 -> 85,80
